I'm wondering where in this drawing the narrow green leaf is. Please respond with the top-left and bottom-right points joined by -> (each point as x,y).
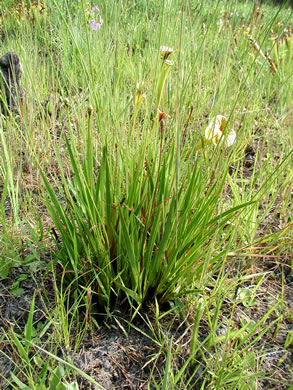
11,331 -> 29,365
162,336 -> 173,390
49,364 -> 65,390
25,293 -> 35,353
10,372 -> 30,389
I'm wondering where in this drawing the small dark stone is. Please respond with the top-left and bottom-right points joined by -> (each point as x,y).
0,51 -> 22,115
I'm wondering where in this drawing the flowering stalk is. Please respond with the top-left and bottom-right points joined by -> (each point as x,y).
156,59 -> 174,111
154,46 -> 176,118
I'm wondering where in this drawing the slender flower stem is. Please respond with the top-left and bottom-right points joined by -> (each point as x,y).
156,60 -> 174,112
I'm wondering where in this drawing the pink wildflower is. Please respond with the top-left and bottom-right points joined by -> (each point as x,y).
90,16 -> 103,30
91,6 -> 100,13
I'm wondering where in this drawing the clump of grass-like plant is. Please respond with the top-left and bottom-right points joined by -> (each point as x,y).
39,23 -> 253,314
42,65 -> 249,314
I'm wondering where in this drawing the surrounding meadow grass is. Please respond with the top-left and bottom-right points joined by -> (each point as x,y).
0,0 -> 292,388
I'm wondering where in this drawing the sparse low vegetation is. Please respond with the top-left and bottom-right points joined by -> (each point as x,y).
0,0 -> 292,389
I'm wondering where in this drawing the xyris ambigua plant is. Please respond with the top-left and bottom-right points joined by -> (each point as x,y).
40,39 -> 247,317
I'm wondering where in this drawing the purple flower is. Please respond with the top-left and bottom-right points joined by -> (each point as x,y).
91,6 -> 100,14
90,16 -> 102,30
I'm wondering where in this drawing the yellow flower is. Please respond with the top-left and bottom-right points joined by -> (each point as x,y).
205,115 -> 236,147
